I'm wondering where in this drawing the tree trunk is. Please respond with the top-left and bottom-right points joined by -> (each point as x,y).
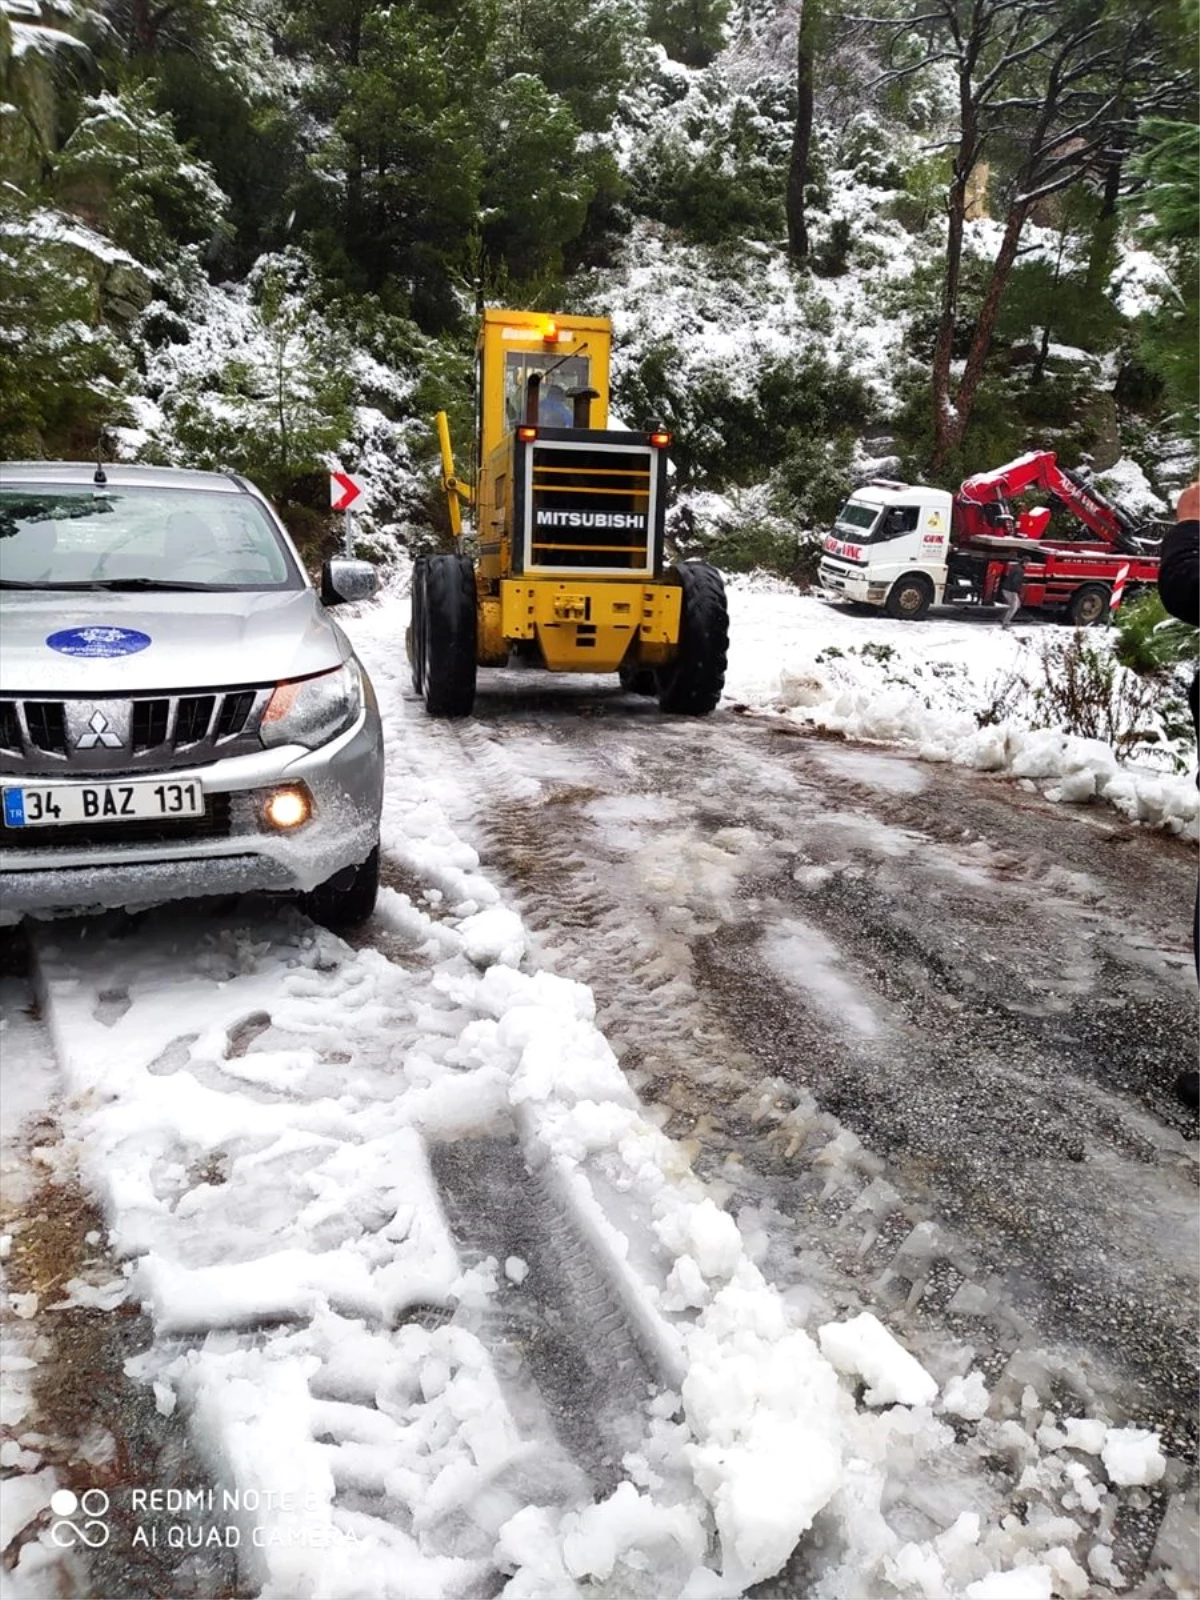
938,199 -> 1030,464
785,0 -> 817,260
1033,225 -> 1068,383
930,129 -> 975,472
130,0 -> 154,54
1085,144 -> 1123,296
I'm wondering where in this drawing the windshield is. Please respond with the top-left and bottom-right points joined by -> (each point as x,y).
504,352 -> 592,431
834,500 -> 881,533
0,487 -> 303,591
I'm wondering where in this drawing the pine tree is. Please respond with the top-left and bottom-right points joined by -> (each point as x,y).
54,83 -> 230,269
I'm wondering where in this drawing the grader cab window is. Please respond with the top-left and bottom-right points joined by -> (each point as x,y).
504,353 -> 592,432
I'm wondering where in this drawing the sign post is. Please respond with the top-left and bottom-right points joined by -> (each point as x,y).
330,472 -> 365,557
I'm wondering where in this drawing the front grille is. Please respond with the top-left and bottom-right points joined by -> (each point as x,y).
0,792 -> 232,851
526,441 -> 657,571
215,691 -> 255,739
24,702 -> 67,755
176,695 -> 216,745
0,689 -> 267,775
132,699 -> 170,750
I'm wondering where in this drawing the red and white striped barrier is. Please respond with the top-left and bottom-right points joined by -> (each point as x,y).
1109,562 -> 1131,612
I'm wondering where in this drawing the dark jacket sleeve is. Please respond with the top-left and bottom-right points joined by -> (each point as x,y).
1158,519 -> 1200,625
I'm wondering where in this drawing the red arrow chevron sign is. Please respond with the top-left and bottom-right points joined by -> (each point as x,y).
330,472 -> 365,511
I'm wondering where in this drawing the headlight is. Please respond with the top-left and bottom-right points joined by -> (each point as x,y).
261,662 -> 363,750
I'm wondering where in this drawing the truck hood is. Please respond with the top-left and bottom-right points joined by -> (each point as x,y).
0,589 -> 346,694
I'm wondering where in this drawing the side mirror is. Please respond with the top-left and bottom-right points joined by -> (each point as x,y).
321,557 -> 379,606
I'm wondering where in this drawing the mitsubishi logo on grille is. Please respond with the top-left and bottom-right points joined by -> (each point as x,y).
76,710 -> 123,750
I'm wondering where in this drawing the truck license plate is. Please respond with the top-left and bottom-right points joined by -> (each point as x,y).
2,779 -> 204,828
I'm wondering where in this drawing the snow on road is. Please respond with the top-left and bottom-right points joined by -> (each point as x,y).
1,579 -> 1195,1598
725,579 -> 1197,839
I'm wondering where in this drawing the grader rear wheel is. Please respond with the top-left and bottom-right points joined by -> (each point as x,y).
408,558 -> 427,695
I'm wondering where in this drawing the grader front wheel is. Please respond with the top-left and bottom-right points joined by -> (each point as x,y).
656,562 -> 729,715
422,554 -> 477,717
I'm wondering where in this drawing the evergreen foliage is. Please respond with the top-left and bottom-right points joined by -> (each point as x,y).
54,83 -> 230,267
0,204 -> 133,457
1126,115 -> 1200,428
140,255 -> 354,539
0,0 -> 1194,542
644,0 -> 730,67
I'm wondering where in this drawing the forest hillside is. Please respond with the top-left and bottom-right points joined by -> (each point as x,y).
2,0 -> 1197,574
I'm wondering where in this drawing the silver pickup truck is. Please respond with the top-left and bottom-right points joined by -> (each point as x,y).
0,461 -> 384,928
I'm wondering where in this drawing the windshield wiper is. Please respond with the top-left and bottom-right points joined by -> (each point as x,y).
0,578 -> 214,591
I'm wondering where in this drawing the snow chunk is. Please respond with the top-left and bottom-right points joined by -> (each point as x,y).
458,906 -> 526,968
655,1195 -> 743,1282
966,1565 -> 1052,1599
560,1480 -> 707,1582
817,1311 -> 938,1407
684,1277 -> 845,1587
0,1467 -> 57,1554
941,1370 -> 990,1421
1062,1417 -> 1107,1455
1101,1426 -> 1166,1486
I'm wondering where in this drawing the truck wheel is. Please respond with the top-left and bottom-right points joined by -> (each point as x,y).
1067,584 -> 1110,626
619,665 -> 657,696
422,554 -> 477,716
885,574 -> 933,620
656,562 -> 729,716
408,558 -> 426,695
302,846 -> 380,931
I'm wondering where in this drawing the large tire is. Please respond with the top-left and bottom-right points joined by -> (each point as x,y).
885,574 -> 933,620
408,557 -> 426,695
656,562 -> 729,716
422,555 -> 477,717
1067,583 -> 1110,626
619,665 -> 658,696
303,846 -> 379,931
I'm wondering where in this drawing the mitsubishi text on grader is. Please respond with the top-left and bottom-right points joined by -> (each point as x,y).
409,307 -> 728,717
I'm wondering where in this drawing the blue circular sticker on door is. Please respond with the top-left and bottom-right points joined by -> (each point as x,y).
46,626 -> 152,658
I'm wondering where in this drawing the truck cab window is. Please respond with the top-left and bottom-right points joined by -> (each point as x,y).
874,506 -> 919,542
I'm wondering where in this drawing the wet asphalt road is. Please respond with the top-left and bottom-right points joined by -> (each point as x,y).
431,678 -> 1198,1480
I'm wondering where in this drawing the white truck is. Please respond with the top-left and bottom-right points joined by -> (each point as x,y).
816,457 -> 1161,625
817,481 -> 957,619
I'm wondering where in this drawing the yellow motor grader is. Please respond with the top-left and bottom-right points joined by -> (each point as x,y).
408,306 -> 728,716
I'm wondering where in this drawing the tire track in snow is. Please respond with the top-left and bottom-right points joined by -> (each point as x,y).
19,910 -> 642,1597
407,687 -> 1197,1590
0,929 -> 248,1600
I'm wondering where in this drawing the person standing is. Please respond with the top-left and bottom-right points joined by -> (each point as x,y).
998,555 -> 1026,628
1157,479 -> 1199,1106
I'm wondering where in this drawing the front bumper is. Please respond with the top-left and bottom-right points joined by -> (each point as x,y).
816,560 -> 887,605
0,708 -> 383,921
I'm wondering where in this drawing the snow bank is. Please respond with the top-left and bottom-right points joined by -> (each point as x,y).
725,583 -> 1198,840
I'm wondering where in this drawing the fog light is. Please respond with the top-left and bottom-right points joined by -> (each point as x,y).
264,786 -> 311,830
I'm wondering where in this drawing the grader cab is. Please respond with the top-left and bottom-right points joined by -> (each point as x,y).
408,307 -> 728,716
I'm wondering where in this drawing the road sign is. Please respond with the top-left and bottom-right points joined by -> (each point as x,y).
330,472 -> 365,512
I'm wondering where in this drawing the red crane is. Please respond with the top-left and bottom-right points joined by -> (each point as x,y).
956,451 -> 1152,554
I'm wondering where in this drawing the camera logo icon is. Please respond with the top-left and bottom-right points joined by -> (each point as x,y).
49,1488 -> 111,1548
